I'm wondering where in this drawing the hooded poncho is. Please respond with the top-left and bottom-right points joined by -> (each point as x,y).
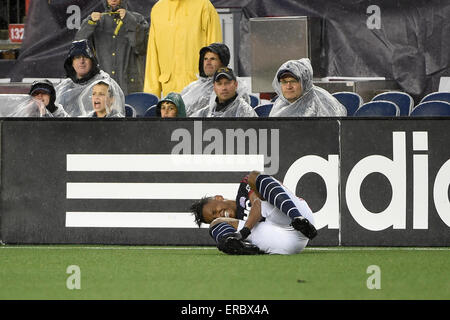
79,79 -> 126,118
55,39 -> 125,117
156,92 -> 187,117
191,87 -> 257,118
269,59 -> 347,117
182,43 -> 250,116
75,0 -> 149,95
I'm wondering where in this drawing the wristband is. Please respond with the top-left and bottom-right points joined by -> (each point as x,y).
239,227 -> 251,239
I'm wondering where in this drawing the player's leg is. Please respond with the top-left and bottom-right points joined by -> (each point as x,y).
250,171 -> 317,239
209,218 -> 262,255
237,220 -> 308,254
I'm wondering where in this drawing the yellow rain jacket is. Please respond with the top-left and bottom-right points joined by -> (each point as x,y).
144,0 -> 222,97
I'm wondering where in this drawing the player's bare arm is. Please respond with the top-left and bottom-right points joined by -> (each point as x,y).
243,197 -> 262,231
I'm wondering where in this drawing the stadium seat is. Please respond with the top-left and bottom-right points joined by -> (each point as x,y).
249,94 -> 260,108
420,92 -> 450,104
125,92 -> 159,117
254,103 -> 273,117
372,91 -> 414,116
144,105 -> 157,117
353,101 -> 400,117
409,101 -> 450,116
332,92 -> 363,116
124,104 -> 136,117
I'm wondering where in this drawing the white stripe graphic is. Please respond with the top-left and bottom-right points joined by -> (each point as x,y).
66,212 -> 207,228
67,154 -> 264,172
66,153 -> 264,228
66,183 -> 238,199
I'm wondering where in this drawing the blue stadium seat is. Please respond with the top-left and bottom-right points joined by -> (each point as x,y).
353,101 -> 400,117
372,91 -> 414,116
144,105 -> 157,117
254,103 -> 273,117
125,92 -> 159,117
332,92 -> 363,116
409,101 -> 450,116
124,104 -> 136,117
420,92 -> 450,104
249,94 -> 260,108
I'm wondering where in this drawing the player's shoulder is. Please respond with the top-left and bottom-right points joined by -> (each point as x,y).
240,174 -> 249,184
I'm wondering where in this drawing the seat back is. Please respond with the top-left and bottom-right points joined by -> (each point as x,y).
409,101 -> 450,116
124,104 -> 136,117
125,92 -> 159,117
354,101 -> 400,117
420,92 -> 450,104
254,103 -> 273,117
249,94 -> 260,108
372,91 -> 414,116
144,105 -> 157,117
332,92 -> 363,116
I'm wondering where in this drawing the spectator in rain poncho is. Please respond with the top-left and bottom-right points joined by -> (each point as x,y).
269,59 -> 346,117
191,67 -> 257,117
156,92 -> 186,118
181,42 -> 250,116
75,0 -> 149,95
80,79 -> 124,118
8,79 -> 68,117
55,39 -> 125,117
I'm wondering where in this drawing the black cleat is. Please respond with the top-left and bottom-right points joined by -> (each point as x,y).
291,216 -> 318,240
218,234 -> 263,255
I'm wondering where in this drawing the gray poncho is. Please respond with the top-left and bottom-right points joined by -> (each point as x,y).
269,59 -> 346,117
191,89 -> 257,118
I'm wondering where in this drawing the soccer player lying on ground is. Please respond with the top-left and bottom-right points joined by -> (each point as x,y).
190,170 -> 317,255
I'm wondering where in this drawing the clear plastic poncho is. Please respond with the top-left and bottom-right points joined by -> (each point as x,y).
190,86 -> 257,118
55,70 -> 125,117
182,76 -> 251,116
269,59 -> 347,117
0,94 -> 29,116
78,79 -> 125,118
7,96 -> 54,117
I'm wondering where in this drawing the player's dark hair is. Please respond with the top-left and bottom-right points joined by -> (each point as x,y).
190,196 -> 212,227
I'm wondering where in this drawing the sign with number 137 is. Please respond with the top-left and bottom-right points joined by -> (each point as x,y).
9,24 -> 25,43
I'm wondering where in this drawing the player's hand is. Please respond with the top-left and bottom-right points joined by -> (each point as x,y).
117,9 -> 126,19
90,12 -> 101,22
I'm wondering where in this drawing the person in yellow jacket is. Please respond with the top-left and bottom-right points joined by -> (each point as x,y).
143,0 -> 222,98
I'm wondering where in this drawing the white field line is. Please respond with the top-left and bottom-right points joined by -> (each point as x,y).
0,246 -> 449,251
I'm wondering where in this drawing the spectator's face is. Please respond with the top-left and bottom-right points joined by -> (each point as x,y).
201,196 -> 236,224
107,0 -> 121,8
280,76 -> 302,103
92,84 -> 111,117
72,55 -> 93,79
203,51 -> 222,77
160,101 -> 178,118
214,77 -> 238,103
31,91 -> 50,107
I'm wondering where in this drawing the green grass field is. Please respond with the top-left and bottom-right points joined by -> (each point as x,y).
0,245 -> 449,300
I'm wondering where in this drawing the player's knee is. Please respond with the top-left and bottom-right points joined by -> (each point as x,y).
210,218 -> 239,230
210,218 -> 226,228
248,170 -> 261,189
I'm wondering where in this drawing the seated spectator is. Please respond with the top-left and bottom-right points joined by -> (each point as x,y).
81,80 -> 124,118
75,0 -> 149,95
55,39 -> 125,117
269,58 -> 346,117
156,92 -> 186,118
191,67 -> 257,117
8,79 -> 68,117
181,43 -> 250,116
